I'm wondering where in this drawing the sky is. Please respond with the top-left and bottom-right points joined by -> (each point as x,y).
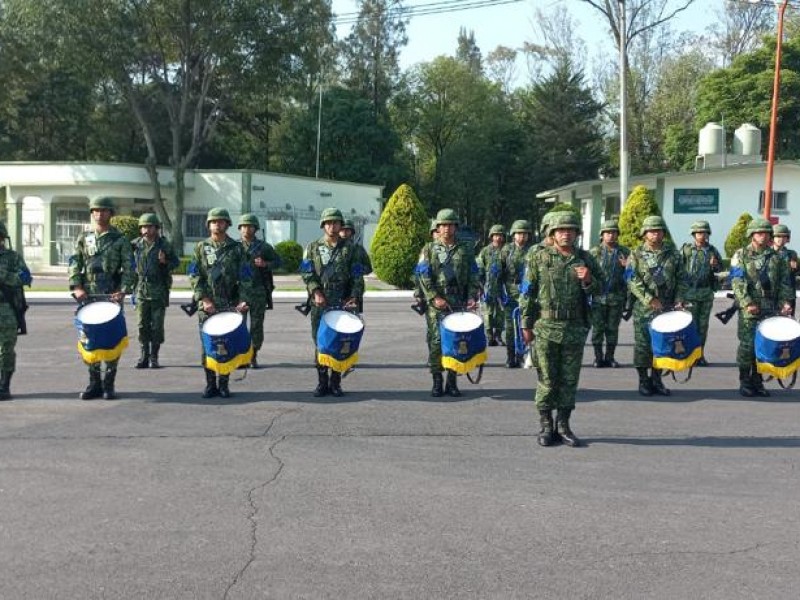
331,0 -> 729,84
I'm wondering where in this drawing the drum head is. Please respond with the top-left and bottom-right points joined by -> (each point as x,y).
202,311 -> 243,335
76,301 -> 120,324
757,316 -> 800,342
650,311 -> 692,333
322,310 -> 364,334
441,311 -> 483,332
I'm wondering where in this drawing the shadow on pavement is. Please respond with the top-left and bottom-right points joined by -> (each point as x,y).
585,436 -> 800,448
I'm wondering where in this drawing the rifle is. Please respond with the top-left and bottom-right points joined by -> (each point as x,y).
715,292 -> 738,325
621,293 -> 634,321
180,300 -> 199,317
295,297 -> 312,317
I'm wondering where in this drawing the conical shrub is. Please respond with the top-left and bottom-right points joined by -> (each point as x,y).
724,212 -> 753,258
618,185 -> 670,249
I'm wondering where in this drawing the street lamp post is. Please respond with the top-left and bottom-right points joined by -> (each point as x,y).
619,0 -> 629,211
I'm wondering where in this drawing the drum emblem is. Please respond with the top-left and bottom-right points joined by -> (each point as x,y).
216,341 -> 228,356
340,340 -> 351,355
458,340 -> 468,355
674,339 -> 685,355
780,345 -> 790,361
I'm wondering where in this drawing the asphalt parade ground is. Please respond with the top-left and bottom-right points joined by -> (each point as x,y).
1,295 -> 799,599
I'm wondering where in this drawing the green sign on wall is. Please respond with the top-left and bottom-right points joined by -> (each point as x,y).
674,188 -> 719,214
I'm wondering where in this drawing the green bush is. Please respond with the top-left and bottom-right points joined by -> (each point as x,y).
371,183 -> 429,289
111,215 -> 139,242
618,185 -> 670,249
724,212 -> 753,258
175,256 -> 192,275
546,202 -> 581,221
275,240 -> 303,273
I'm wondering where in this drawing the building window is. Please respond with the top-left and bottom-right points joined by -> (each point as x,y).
184,212 -> 207,239
758,191 -> 788,212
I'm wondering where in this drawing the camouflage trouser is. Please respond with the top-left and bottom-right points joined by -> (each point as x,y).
686,296 -> 713,348
245,295 -> 267,352
425,308 -> 445,374
736,313 -> 761,369
88,360 -> 119,374
632,310 -> 655,369
534,337 -> 585,410
482,299 -> 505,333
136,298 -> 167,345
503,298 -> 520,350
590,302 -> 624,346
0,303 -> 18,372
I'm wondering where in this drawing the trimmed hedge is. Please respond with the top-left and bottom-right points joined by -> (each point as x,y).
111,215 -> 139,242
275,240 -> 303,274
724,212 -> 753,258
618,185 -> 670,249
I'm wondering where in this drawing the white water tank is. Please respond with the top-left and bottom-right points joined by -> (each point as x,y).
733,123 -> 762,156
698,122 -> 724,156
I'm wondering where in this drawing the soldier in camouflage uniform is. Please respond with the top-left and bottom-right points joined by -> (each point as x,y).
300,208 -> 365,398
412,219 -> 438,316
626,215 -> 688,397
499,220 -> 533,368
477,224 -> 507,346
772,224 -> 798,317
589,220 -> 630,368
69,197 -> 135,400
681,220 -> 722,365
238,213 -> 279,369
340,218 -> 373,313
731,218 -> 794,397
132,213 -> 179,369
0,221 -> 31,400
189,208 -> 250,399
416,208 -> 481,398
519,212 -> 601,447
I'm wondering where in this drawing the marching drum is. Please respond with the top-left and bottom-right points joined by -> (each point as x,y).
649,310 -> 702,372
755,316 -> 800,380
317,309 -> 365,373
75,301 -> 129,364
201,311 -> 253,375
440,311 -> 487,374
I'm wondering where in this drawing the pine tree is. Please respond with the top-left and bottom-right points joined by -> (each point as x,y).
618,185 -> 667,249
725,212 -> 753,258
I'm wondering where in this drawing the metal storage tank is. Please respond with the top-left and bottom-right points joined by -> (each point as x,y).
733,123 -> 762,156
698,122 -> 724,156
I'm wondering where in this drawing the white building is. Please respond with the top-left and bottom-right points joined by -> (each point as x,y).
0,162 -> 384,270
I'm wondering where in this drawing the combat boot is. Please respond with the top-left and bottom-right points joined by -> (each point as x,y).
650,369 -> 671,396
505,344 -> 519,368
135,343 -> 150,369
537,409 -> 556,447
444,370 -> 461,397
556,408 -> 580,447
487,329 -> 498,347
431,372 -> 444,397
637,368 -> 654,396
218,375 -> 231,398
103,367 -> 118,400
313,366 -> 329,397
80,367 -> 103,400
604,344 -> 619,368
751,368 -> 770,397
496,329 -> 505,346
738,367 -> 755,397
329,371 -> 343,397
250,351 -> 259,369
202,368 -> 219,398
592,344 -> 605,368
149,344 -> 161,369
0,371 -> 11,401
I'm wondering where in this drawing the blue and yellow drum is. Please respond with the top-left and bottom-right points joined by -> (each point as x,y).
317,309 -> 365,373
201,312 -> 253,375
74,301 -> 129,364
440,311 -> 487,374
755,316 -> 800,379
649,310 -> 701,372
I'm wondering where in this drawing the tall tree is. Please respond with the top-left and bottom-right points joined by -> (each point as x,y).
485,45 -> 518,94
707,0 -> 774,67
456,28 -> 483,75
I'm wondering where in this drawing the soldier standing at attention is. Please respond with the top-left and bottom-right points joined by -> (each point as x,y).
188,208 -> 250,399
237,213 -> 279,369
477,224 -> 507,346
772,224 -> 798,317
731,218 -> 793,397
412,219 -> 438,315
681,220 -> 722,365
416,209 -> 481,398
132,213 -> 179,369
589,220 -> 630,368
69,197 -> 134,400
340,218 -> 373,313
300,208 -> 365,398
0,221 -> 31,401
627,215 -> 687,397
499,220 -> 533,368
519,212 -> 601,447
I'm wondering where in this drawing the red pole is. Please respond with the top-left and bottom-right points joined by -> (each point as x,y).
764,0 -> 790,220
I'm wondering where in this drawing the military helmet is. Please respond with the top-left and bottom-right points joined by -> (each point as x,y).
206,207 -> 232,225
548,211 -> 581,234
319,207 -> 344,227
341,218 -> 355,231
539,212 -> 555,235
510,219 -> 532,234
435,208 -> 459,226
772,223 -> 791,237
488,224 -> 505,237
600,219 -> 620,235
138,213 -> 160,228
746,217 -> 773,237
639,215 -> 667,236
89,197 -> 115,212
690,220 -> 711,235
0,220 -> 7,239
238,213 -> 260,230
430,218 -> 438,233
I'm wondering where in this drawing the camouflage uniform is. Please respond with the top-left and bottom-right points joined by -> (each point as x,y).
412,219 -> 439,341
341,218 -> 373,313
499,220 -> 533,368
238,213 -> 279,368
731,218 -> 794,397
626,215 -> 687,396
132,213 -> 179,369
0,222 -> 31,400
772,224 -> 798,317
189,208 -> 251,399
519,212 -> 601,447
416,208 -> 481,397
589,220 -> 630,368
681,220 -> 722,361
477,224 -> 507,346
300,208 -> 366,397
68,197 -> 135,400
